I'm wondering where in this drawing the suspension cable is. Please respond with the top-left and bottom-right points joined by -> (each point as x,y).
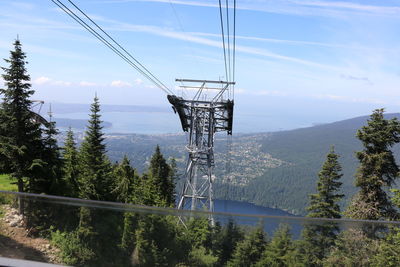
52,0 -> 174,95
233,0 -> 237,98
218,0 -> 229,84
225,0 -> 231,83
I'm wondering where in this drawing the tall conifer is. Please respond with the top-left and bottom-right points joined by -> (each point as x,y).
346,109 -> 400,220
78,96 -> 112,201
0,39 -> 43,196
299,146 -> 344,266
62,127 -> 80,197
148,145 -> 174,207
227,227 -> 266,267
307,146 -> 343,218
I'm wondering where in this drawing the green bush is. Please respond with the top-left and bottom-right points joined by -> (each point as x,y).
51,230 -> 95,266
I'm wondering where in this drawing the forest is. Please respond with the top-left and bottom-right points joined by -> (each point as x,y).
2,40 -> 400,266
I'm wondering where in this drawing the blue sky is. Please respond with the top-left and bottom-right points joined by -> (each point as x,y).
1,0 -> 400,131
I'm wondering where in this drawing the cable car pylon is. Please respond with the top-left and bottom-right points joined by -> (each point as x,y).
168,79 -> 234,222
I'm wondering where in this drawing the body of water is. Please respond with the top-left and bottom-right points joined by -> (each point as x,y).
214,199 -> 302,237
54,111 -> 312,134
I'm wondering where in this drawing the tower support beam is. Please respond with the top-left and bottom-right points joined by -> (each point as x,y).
168,79 -> 234,217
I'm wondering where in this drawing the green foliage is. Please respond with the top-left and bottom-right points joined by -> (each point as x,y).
185,218 -> 213,249
133,215 -> 189,266
370,227 -> 400,267
346,109 -> 400,220
62,128 -> 80,197
0,39 -> 44,194
112,155 -> 136,203
256,224 -> 295,267
148,145 -> 175,207
0,174 -> 16,191
214,220 -> 244,266
227,226 -> 267,267
51,230 -> 95,266
307,146 -> 343,219
78,96 -> 113,201
187,246 -> 218,267
297,147 -> 344,266
32,114 -> 63,195
323,228 -> 380,267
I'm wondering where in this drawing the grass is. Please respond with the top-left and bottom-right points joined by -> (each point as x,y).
0,174 -> 17,191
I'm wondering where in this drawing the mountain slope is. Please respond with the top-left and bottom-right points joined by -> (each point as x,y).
240,113 -> 400,215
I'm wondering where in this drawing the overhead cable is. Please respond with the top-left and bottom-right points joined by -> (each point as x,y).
51,0 -> 173,95
218,0 -> 229,84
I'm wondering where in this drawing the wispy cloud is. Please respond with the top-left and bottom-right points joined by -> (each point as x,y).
34,76 -> 51,85
110,80 -> 133,87
100,19 -> 341,71
33,77 -> 72,87
79,81 -> 98,87
100,0 -> 400,18
340,74 -> 373,85
293,1 -> 400,15
313,93 -> 385,104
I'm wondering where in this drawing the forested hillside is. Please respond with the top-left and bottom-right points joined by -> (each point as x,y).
243,114 -> 400,214
99,114 -> 400,215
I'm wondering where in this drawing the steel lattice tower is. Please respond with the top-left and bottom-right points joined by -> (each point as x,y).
168,79 -> 234,215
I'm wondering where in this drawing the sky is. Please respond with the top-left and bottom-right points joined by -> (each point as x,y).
1,0 -> 400,131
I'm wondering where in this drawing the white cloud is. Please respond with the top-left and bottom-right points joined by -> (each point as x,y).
253,90 -> 288,97
79,81 -> 97,87
53,80 -> 72,87
102,0 -> 400,18
134,78 -> 143,85
293,1 -> 400,15
103,21 -> 340,71
34,76 -> 51,85
111,80 -> 133,87
314,94 -> 385,104
235,88 -> 246,94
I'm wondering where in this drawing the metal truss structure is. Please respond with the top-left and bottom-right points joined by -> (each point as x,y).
168,79 -> 234,216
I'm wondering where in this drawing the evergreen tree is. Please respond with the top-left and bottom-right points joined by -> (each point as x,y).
346,109 -> 400,220
35,111 -> 63,195
370,189 -> 400,266
113,155 -> 136,203
307,146 -> 343,219
72,96 -> 120,265
298,147 -> 344,266
256,224 -> 294,267
112,155 -> 138,252
148,145 -> 174,207
62,128 -> 80,197
214,219 -> 244,266
227,226 -> 267,267
78,96 -> 113,201
0,39 -> 44,196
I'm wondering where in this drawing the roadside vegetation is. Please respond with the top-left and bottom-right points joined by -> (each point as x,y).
0,174 -> 16,191
1,39 -> 400,266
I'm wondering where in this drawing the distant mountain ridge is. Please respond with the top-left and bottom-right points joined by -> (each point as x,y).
60,112 -> 400,215
240,113 -> 400,215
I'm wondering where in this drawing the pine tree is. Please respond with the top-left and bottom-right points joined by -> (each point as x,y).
307,146 -> 343,219
256,224 -> 294,267
112,155 -> 136,203
73,97 -> 120,265
0,39 -> 44,196
227,226 -> 267,267
78,96 -> 113,201
113,155 -> 138,252
346,109 -> 400,220
148,145 -> 174,207
62,128 -> 80,197
300,146 -> 344,266
215,219 -> 244,266
34,111 -> 63,195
